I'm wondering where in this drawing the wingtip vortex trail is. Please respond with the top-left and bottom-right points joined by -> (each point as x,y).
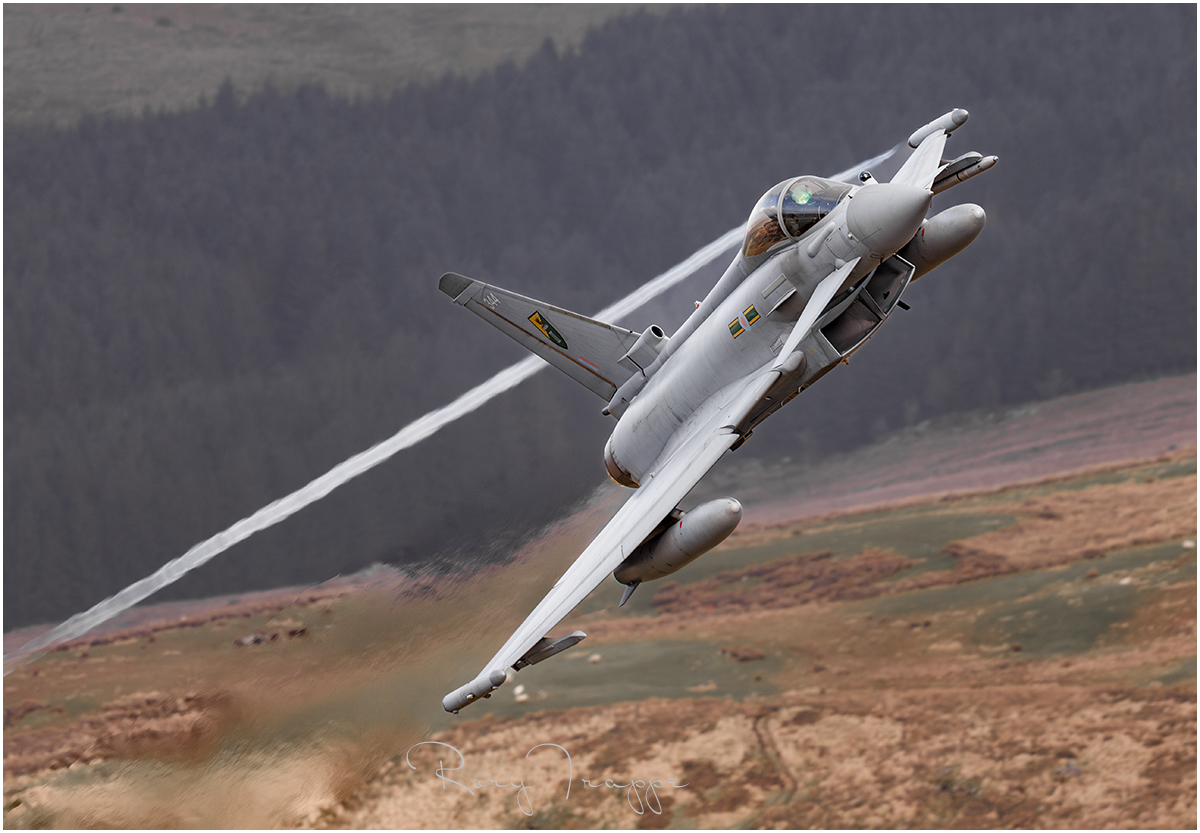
7,149 -> 889,669
4,227 -> 737,667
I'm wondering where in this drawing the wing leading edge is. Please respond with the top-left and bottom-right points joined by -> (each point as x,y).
441,254 -> 867,713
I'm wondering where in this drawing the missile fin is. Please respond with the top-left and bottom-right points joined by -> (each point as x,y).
619,582 -> 640,607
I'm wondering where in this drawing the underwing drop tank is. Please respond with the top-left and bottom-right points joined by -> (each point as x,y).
900,204 -> 987,281
614,497 -> 742,586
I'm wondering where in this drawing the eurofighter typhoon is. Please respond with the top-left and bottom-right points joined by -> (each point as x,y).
438,110 -> 996,712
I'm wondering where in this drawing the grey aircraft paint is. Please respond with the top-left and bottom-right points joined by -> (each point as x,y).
438,110 -> 994,713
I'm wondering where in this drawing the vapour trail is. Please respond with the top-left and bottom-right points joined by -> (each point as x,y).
6,146 -> 895,668
4,229 -> 739,666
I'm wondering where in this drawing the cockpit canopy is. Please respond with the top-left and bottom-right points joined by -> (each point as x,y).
742,176 -> 852,258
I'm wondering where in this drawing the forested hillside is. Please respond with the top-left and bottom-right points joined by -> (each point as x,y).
2,4 -> 655,126
5,5 -> 1195,629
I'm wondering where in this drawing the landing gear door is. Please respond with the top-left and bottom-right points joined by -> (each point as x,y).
863,254 -> 915,317
821,255 -> 915,356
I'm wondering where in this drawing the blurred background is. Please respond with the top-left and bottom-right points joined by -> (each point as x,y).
5,3 -> 1195,630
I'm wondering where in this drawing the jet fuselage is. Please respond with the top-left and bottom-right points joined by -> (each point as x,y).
438,109 -> 995,714
604,180 -> 935,488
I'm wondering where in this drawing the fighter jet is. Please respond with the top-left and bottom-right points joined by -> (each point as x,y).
439,109 -> 995,713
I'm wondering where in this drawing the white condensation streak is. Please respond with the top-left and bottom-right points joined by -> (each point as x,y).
6,149 -> 893,668
4,229 -> 743,666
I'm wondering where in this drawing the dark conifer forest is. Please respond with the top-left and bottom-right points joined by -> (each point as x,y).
5,5 -> 1195,629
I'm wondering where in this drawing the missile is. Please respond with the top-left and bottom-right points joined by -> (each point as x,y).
614,497 -> 742,586
512,630 -> 587,670
899,204 -> 987,281
932,154 -> 998,195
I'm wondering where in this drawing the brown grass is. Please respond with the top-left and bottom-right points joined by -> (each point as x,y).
650,547 -> 913,614
311,464 -> 1196,827
317,685 -> 1196,829
4,457 -> 1193,828
575,473 -> 1197,646
942,475 -> 1197,573
726,445 -> 1197,551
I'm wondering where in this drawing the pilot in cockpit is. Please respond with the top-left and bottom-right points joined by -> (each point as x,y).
742,176 -> 851,258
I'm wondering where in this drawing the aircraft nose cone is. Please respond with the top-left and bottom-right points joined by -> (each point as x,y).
847,182 -> 932,255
